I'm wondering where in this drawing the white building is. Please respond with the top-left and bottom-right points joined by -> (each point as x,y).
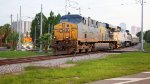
11,21 -> 31,35
131,26 -> 141,35
120,23 -> 127,32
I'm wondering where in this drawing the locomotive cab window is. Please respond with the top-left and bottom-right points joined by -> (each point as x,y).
60,15 -> 82,23
82,18 -> 85,23
92,20 -> 94,24
82,18 -> 86,24
85,20 -> 86,24
85,34 -> 87,38
96,21 -> 98,28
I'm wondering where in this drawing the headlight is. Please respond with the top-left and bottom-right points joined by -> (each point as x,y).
27,43 -> 29,46
29,45 -> 33,48
22,45 -> 26,48
66,36 -> 69,38
59,29 -> 63,33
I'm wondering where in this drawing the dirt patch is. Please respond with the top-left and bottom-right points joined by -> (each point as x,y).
59,64 -> 76,68
74,76 -> 80,79
11,71 -> 24,75
0,58 -> 7,60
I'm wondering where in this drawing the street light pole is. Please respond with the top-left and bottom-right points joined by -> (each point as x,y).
10,14 -> 13,29
34,25 -> 36,46
18,6 -> 22,50
48,24 -> 50,50
17,14 -> 18,32
40,4 -> 43,52
78,7 -> 81,15
141,0 -> 144,51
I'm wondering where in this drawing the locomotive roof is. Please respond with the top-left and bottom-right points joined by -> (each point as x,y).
61,14 -> 121,29
61,14 -> 82,19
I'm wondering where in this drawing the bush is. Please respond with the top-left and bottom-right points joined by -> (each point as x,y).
5,31 -> 19,50
147,41 -> 150,43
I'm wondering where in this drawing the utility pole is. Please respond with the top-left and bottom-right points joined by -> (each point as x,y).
78,7 -> 81,15
48,24 -> 50,34
16,14 -> 19,50
10,14 -> 13,29
141,0 -> 144,51
48,24 -> 50,50
40,4 -> 43,52
18,6 -> 22,50
10,14 -> 15,49
17,14 -> 18,32
34,26 -> 36,47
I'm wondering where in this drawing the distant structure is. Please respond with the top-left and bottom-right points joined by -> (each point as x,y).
119,23 -> 126,32
131,26 -> 141,35
11,21 -> 31,34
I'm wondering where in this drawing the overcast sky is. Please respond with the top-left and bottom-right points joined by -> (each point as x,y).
0,0 -> 150,31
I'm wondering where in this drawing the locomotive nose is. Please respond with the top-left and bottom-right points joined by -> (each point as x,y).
53,22 -> 78,52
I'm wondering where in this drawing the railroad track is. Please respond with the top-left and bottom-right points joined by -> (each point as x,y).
0,49 -> 137,66
0,54 -> 75,66
0,52 -> 98,66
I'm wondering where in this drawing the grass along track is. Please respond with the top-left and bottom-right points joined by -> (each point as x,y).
0,54 -> 76,66
0,51 -> 51,58
0,49 -> 136,66
0,44 -> 139,66
0,52 -> 150,84
144,42 -> 150,52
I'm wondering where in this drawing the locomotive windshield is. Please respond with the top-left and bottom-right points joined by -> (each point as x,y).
60,15 -> 82,23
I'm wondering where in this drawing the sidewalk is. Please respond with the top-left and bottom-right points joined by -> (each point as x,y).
88,71 -> 150,84
0,47 -> 8,51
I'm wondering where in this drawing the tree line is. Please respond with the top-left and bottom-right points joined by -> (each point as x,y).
0,11 -> 61,51
30,11 -> 61,44
0,24 -> 18,49
30,11 -> 61,51
136,30 -> 150,43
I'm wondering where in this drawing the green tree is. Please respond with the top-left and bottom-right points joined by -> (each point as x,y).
6,31 -> 19,50
47,11 -> 61,34
30,11 -> 61,49
136,31 -> 145,42
0,26 -> 4,35
2,24 -> 11,42
144,30 -> 150,43
0,24 -> 11,44
30,13 -> 48,45
38,33 -> 52,52
136,31 -> 141,42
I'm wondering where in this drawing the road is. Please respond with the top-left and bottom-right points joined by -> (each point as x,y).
89,72 -> 150,84
0,47 -> 8,51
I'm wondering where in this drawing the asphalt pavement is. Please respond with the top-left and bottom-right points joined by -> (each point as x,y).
89,72 -> 150,84
0,47 -> 8,51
